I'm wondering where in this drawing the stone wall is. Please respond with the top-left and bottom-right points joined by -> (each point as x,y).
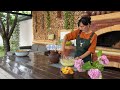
32,11 -> 83,44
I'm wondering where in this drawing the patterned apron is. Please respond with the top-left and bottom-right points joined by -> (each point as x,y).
74,30 -> 95,63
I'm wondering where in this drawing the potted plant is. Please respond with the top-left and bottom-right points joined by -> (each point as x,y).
74,50 -> 110,79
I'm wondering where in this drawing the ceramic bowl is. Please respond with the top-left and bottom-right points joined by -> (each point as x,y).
15,50 -> 29,57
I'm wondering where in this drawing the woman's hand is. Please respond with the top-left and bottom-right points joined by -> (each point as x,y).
60,49 -> 66,58
75,56 -> 82,60
75,57 -> 79,60
61,36 -> 66,58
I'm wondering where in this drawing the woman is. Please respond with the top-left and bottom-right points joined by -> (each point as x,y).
61,16 -> 97,63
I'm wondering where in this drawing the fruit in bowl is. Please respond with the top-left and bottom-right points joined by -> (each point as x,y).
15,50 -> 29,57
60,57 -> 74,66
60,67 -> 74,79
61,67 -> 74,74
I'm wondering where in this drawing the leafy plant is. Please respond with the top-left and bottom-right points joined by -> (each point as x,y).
97,50 -> 102,57
82,60 -> 104,71
82,61 -> 93,70
0,46 -> 5,57
46,11 -> 51,32
69,11 -> 74,31
82,50 -> 104,71
10,23 -> 20,51
74,50 -> 110,79
0,12 -> 19,54
64,11 -> 74,30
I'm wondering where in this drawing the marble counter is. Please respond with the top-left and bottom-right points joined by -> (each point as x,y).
0,52 -> 120,79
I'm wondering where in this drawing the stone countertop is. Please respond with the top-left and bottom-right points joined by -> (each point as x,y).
0,52 -> 120,79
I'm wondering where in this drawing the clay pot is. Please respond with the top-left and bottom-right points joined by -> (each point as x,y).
48,51 -> 60,63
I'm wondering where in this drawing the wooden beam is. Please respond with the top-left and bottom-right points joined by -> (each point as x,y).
91,12 -> 120,21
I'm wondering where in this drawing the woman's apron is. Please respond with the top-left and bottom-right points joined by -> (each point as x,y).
75,30 -> 95,63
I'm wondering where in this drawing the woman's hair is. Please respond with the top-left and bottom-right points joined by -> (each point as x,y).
78,16 -> 91,27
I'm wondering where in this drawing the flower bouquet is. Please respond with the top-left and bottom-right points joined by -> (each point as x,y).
74,50 -> 109,79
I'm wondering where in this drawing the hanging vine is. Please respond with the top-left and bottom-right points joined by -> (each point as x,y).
64,11 -> 74,31
70,11 -> 74,31
46,11 -> 51,32
64,11 -> 70,29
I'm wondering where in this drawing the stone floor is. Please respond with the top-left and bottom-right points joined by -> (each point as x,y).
0,68 -> 15,79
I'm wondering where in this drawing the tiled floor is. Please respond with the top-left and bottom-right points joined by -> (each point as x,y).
0,68 -> 15,79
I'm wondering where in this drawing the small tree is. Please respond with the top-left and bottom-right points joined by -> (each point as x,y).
10,23 -> 20,52
0,11 -> 19,55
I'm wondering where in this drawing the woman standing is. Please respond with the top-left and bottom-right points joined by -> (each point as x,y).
61,16 -> 97,63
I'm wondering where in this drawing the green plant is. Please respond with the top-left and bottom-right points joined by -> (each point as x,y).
69,12 -> 74,31
64,11 -> 70,29
46,11 -> 51,32
0,12 -> 19,54
0,46 -> 5,57
82,50 -> 104,71
10,23 -> 20,51
74,50 -> 110,79
64,11 -> 74,31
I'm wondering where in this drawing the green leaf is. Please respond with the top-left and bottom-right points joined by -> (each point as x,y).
97,50 -> 102,57
82,61 -> 93,71
92,61 -> 104,71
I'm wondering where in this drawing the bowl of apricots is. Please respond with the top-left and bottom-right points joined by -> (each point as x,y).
60,66 -> 74,79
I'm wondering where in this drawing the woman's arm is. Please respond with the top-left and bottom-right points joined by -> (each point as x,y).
79,51 -> 91,59
61,35 -> 67,55
61,29 -> 79,56
75,51 -> 91,60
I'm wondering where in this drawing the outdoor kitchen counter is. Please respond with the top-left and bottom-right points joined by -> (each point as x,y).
0,52 -> 120,79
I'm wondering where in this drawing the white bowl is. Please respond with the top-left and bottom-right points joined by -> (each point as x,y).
15,50 -> 29,57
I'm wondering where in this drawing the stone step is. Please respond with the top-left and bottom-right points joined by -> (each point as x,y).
0,68 -> 15,79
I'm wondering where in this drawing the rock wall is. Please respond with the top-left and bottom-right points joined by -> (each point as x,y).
32,11 -> 83,43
